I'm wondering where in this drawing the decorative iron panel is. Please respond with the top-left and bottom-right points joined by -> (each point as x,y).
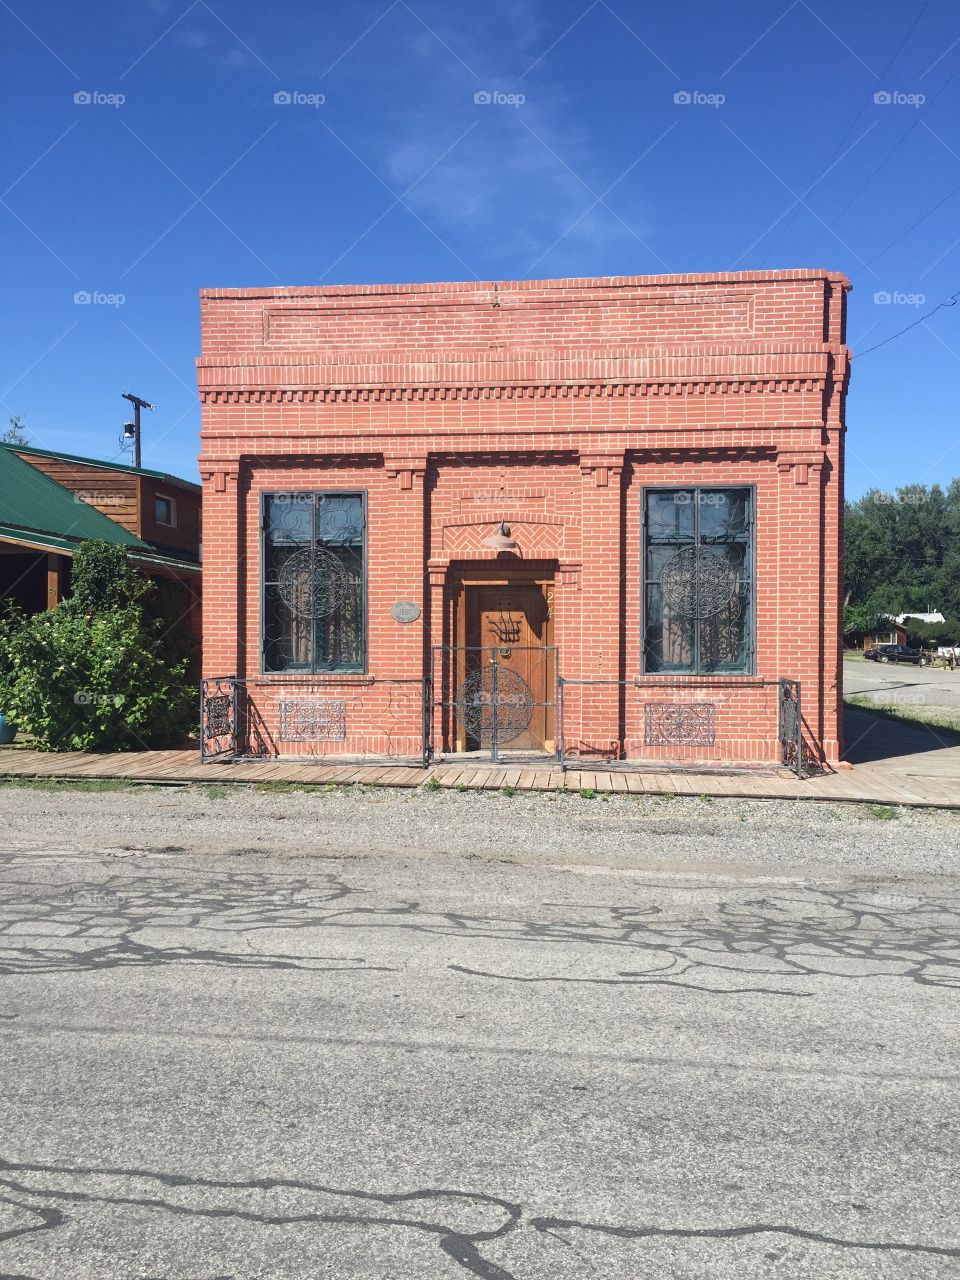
200,677 -> 239,761
660,545 -> 738,619
455,665 -> 534,747
279,698 -> 347,743
277,546 -> 350,619
644,701 -> 716,747
205,695 -> 231,738
778,679 -> 803,775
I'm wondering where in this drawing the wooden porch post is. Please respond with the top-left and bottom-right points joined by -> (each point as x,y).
46,553 -> 63,609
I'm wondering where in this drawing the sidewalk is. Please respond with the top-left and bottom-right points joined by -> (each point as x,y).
1,707 -> 958,808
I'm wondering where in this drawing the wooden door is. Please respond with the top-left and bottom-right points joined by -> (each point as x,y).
460,584 -> 553,751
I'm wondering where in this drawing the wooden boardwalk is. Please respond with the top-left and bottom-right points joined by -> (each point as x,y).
1,709 -> 958,808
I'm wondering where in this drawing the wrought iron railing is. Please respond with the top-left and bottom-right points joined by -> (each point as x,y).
556,675 -> 805,777
200,677 -> 239,761
199,675 -> 426,764
201,666 -> 805,777
777,678 -> 803,777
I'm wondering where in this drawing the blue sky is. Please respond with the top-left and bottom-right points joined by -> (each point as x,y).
1,0 -> 958,499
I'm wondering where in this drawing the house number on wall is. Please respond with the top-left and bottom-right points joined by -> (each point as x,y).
390,600 -> 421,624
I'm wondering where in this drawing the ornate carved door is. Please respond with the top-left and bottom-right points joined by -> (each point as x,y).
458,584 -> 554,752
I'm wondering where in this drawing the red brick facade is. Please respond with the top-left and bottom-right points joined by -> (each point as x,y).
198,270 -> 850,767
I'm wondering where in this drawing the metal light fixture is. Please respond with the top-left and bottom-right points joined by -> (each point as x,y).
483,520 -> 518,552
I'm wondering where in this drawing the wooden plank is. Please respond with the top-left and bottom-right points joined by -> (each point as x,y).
449,768 -> 480,790
664,773 -> 698,795
435,767 -> 464,787
47,755 -> 116,779
336,768 -> 376,784
503,768 -> 523,788
381,767 -> 429,787
244,764 -> 299,782
641,773 -> 673,794
609,772 -> 629,793
359,768 -> 396,787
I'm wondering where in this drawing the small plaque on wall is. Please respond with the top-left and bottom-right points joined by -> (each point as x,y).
390,600 -> 421,624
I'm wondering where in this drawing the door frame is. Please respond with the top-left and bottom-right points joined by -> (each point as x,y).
448,563 -> 556,753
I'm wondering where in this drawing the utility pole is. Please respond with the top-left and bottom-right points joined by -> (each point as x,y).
121,391 -> 154,467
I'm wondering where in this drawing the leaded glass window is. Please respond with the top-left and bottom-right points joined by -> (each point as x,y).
643,488 -> 752,674
262,492 -> 365,673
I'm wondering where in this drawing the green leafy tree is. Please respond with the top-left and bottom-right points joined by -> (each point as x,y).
70,539 -> 148,614
842,603 -> 886,638
0,541 -> 195,751
845,482 -> 960,638
1,415 -> 29,445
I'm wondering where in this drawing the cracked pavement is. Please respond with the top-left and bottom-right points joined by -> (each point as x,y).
0,784 -> 958,1277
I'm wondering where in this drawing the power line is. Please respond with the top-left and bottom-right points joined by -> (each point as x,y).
851,175 -> 960,276
855,287 -> 960,356
759,0 -> 932,267
800,48 -> 960,261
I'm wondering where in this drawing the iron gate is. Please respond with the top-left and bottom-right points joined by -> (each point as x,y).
200,677 -> 239,761
429,645 -> 559,763
777,678 -> 803,776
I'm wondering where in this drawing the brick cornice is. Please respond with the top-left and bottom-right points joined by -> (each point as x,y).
196,344 -> 843,405
198,376 -> 826,405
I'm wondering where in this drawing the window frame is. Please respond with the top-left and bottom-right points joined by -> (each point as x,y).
259,489 -> 368,676
154,493 -> 177,528
640,484 -> 756,676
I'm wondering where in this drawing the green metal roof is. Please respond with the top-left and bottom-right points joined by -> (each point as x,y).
0,447 -> 200,573
5,442 -> 201,492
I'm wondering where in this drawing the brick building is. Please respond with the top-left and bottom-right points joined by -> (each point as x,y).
198,270 -> 849,769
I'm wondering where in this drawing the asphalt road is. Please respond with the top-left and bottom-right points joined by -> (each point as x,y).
1,785 -> 959,1278
844,655 -> 960,708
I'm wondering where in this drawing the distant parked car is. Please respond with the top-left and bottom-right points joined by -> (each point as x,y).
864,644 -> 929,666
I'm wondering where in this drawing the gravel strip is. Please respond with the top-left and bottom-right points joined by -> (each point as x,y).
2,781 -> 959,882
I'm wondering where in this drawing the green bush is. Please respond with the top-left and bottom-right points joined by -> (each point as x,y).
70,539 -> 148,613
0,542 -> 196,752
